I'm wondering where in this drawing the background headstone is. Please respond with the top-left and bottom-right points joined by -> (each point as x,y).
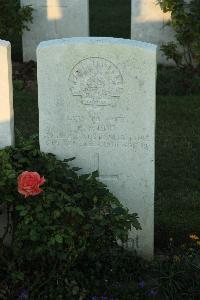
37,37 -> 157,258
131,0 -> 175,64
0,40 -> 14,148
21,0 -> 90,61
0,40 -> 14,244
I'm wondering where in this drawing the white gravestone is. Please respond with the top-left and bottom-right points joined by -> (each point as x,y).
0,40 -> 14,148
0,40 -> 14,244
131,0 -> 175,64
37,37 -> 157,258
21,0 -> 89,61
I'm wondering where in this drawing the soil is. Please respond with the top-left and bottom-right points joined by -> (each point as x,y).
12,60 -> 37,93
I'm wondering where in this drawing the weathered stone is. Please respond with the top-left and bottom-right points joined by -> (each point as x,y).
0,40 -> 14,148
131,0 -> 175,64
37,37 -> 157,258
0,40 -> 14,245
21,0 -> 89,61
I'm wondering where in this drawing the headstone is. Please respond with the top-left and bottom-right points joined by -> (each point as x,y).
0,40 -> 14,148
37,37 -> 157,258
0,40 -> 14,244
131,0 -> 175,64
21,0 -> 89,61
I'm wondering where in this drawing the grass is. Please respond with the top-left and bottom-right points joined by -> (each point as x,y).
13,88 -> 200,248
155,95 -> 200,248
14,89 -> 38,142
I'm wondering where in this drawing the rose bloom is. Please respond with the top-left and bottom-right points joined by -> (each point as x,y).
18,171 -> 45,198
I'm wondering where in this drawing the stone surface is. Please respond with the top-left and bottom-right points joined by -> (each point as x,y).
37,37 -> 157,258
21,0 -> 89,61
0,40 -> 14,245
131,0 -> 175,64
0,40 -> 14,148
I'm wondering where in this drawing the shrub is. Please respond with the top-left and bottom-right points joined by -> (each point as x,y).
1,138 -> 200,298
0,0 -> 33,41
0,137 -> 141,299
158,0 -> 200,69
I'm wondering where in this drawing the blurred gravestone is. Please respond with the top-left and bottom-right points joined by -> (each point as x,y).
21,0 -> 89,61
131,0 -> 175,64
0,40 -> 14,148
37,37 -> 157,258
0,40 -> 14,244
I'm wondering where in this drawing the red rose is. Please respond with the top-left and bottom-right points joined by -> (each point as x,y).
18,171 -> 45,198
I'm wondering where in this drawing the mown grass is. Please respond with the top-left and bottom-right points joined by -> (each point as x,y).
14,89 -> 38,141
155,95 -> 200,247
13,88 -> 200,248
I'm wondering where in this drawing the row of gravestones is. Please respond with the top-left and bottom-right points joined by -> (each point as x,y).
21,0 -> 174,64
0,36 -> 156,259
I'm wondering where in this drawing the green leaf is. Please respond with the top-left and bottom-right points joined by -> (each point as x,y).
30,229 -> 38,241
16,205 -> 26,211
55,234 -> 63,244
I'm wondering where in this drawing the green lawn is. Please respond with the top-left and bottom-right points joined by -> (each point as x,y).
14,90 -> 38,141
155,95 -> 200,248
13,88 -> 200,248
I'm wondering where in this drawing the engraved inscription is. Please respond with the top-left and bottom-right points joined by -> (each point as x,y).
69,57 -> 123,106
44,112 -> 150,151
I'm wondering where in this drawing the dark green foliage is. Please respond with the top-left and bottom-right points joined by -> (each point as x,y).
157,65 -> 200,96
155,95 -> 200,248
0,137 -> 140,299
0,0 -> 33,41
89,0 -> 131,38
158,0 -> 200,69
150,238 -> 200,299
1,231 -> 200,298
0,0 -> 33,60
14,88 -> 39,143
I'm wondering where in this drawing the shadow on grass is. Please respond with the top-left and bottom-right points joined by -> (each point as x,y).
155,95 -> 200,248
14,89 -> 38,145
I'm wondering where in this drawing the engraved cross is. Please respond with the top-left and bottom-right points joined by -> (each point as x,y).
94,153 -> 119,182
40,1 -> 69,35
40,0 -> 69,7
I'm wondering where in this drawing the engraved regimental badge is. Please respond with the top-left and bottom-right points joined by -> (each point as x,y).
69,57 -> 123,106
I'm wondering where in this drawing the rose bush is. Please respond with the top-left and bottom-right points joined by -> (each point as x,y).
0,137 -> 141,299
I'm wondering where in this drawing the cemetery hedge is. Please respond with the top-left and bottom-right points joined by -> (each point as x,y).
0,138 -> 141,299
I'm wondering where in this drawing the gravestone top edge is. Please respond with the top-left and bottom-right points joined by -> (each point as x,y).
37,37 -> 157,52
0,40 -> 11,48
